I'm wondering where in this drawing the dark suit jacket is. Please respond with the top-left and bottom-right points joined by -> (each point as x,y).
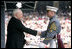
6,17 -> 37,48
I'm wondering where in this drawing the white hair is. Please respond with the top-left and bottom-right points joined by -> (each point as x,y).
13,9 -> 21,18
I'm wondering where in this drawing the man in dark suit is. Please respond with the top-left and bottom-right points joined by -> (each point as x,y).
6,9 -> 40,48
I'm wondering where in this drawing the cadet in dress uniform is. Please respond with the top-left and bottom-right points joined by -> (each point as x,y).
40,6 -> 61,48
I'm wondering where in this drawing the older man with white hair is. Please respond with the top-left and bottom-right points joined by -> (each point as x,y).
6,9 -> 40,48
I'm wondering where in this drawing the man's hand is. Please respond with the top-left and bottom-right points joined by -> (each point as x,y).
26,40 -> 31,45
37,31 -> 41,36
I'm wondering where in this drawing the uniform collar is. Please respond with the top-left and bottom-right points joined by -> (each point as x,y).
49,16 -> 55,20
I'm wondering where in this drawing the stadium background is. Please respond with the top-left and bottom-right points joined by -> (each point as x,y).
1,1 -> 71,48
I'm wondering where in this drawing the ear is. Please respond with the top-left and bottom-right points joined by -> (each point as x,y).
15,13 -> 17,16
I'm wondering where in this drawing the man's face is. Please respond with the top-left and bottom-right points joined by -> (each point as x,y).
16,10 -> 23,19
47,10 -> 55,18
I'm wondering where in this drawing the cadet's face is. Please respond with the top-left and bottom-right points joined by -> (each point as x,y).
47,10 -> 55,18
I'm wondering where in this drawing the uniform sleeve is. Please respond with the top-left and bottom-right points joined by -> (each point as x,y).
15,20 -> 37,36
43,21 -> 59,39
40,31 -> 47,38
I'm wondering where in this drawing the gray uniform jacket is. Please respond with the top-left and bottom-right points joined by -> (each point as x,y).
41,16 -> 61,44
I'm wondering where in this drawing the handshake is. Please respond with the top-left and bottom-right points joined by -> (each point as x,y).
37,31 -> 42,36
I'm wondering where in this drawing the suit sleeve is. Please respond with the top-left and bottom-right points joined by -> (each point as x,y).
15,20 -> 37,36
